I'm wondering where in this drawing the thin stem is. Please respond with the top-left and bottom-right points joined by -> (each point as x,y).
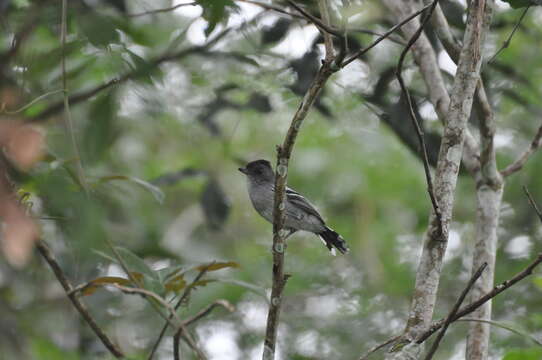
501,123 -> 542,177
60,0 -> 88,193
523,186 -> 542,224
147,264 -> 214,360
128,2 -> 197,17
36,240 -> 124,358
263,1 -> 337,358
342,2 -> 433,67
395,0 -> 443,236
423,262 -> 487,360
487,5 -> 530,64
417,253 -> 542,343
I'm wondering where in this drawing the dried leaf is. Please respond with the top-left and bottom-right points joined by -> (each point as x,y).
196,261 -> 240,272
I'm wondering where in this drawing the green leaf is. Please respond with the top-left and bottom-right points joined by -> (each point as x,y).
79,15 -> 121,47
196,0 -> 239,36
533,276 -> 542,290
97,175 -> 165,203
501,0 -> 538,8
115,247 -> 158,281
503,348 -> 542,360
30,338 -> 80,360
196,261 -> 240,271
124,49 -> 162,84
84,93 -> 118,163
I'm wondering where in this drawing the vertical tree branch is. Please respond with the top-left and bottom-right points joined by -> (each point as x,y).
382,0 -> 480,175
262,1 -> 336,359
384,2 -> 492,354
60,0 -> 88,193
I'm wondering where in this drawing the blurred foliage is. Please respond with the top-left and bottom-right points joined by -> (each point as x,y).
1,0 -> 542,359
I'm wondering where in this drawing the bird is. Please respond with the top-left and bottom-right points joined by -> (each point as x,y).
239,159 -> 349,254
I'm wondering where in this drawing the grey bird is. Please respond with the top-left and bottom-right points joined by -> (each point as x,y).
239,159 -> 349,254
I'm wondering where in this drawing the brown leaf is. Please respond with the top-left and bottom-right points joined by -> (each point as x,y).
81,276 -> 132,296
165,274 -> 187,293
196,261 -> 240,272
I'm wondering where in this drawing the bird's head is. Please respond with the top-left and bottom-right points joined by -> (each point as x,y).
239,159 -> 274,183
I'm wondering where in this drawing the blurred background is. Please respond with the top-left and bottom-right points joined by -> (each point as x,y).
1,0 -> 542,359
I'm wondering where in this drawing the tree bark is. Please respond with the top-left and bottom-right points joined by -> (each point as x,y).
382,1 -> 492,356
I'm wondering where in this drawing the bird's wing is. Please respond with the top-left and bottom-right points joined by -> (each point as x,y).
285,187 -> 325,223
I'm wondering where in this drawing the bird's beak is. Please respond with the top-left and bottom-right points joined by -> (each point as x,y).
238,167 -> 248,175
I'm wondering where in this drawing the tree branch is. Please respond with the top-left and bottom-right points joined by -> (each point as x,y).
383,0 -> 492,348
523,186 -> 542,224
360,252 -> 542,359
147,263 -> 214,360
35,240 -> 124,358
30,28 -> 233,123
423,262 -> 487,360
487,5 -> 531,64
342,2 -> 433,67
60,0 -> 88,193
395,0 -> 442,237
128,2 -> 198,17
263,1 -> 338,358
501,123 -> 542,177
417,253 -> 542,343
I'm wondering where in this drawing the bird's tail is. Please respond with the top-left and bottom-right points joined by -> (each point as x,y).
318,227 -> 349,255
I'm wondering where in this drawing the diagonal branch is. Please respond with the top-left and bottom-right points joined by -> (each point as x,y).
395,0 -> 442,236
147,263 -> 214,360
359,252 -> 542,359
501,123 -> 542,177
487,5 -> 531,64
417,253 -> 542,344
342,2 -> 433,67
36,240 -> 124,358
523,186 -> 542,224
423,262 -> 487,360
286,0 -> 343,37
128,2 -> 197,17
30,27 -> 233,122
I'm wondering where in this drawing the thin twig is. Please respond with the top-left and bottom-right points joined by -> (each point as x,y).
342,2 -> 433,67
147,263 -> 214,360
358,335 -> 402,360
35,240 -> 124,358
423,262 -> 487,360
60,0 -> 88,193
457,318 -> 542,346
31,25 -> 233,122
395,0 -> 443,236
501,123 -> 542,177
286,0 -> 343,37
263,1 -> 338,358
237,0 -> 298,17
128,2 -> 197,17
487,5 -> 530,64
183,300 -> 235,327
109,284 -> 183,325
417,253 -> 542,344
523,186 -> 542,224
1,89 -> 63,114
105,283 -> 207,360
